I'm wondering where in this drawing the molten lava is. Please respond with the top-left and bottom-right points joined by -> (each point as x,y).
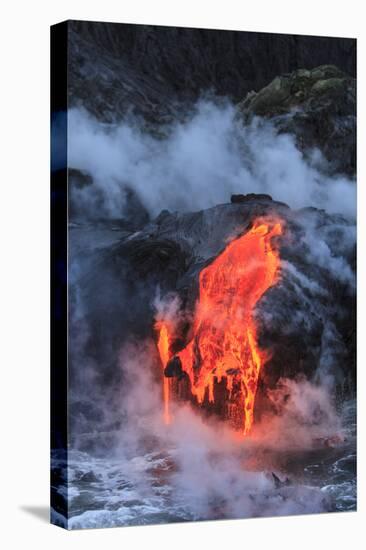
156,220 -> 283,434
156,322 -> 172,424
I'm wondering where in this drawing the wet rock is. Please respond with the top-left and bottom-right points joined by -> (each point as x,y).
79,471 -> 101,483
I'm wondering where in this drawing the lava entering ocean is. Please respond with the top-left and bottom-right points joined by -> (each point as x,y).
156,323 -> 172,425
156,219 -> 283,435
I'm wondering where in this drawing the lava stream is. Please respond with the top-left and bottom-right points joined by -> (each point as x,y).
156,322 -> 172,424
156,219 -> 283,434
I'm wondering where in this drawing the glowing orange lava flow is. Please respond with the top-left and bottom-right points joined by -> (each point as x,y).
156,220 -> 282,434
156,322 -> 172,424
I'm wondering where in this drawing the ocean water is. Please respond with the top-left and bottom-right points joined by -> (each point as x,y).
51,400 -> 356,529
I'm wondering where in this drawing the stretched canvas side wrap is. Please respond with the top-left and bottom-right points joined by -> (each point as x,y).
50,20 -> 357,530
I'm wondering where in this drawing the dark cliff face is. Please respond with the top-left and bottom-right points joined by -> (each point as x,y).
68,20 -> 356,123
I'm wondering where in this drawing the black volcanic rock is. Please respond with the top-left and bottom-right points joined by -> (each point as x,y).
111,198 -> 355,393
68,197 -> 355,433
165,356 -> 184,379
231,193 -> 273,203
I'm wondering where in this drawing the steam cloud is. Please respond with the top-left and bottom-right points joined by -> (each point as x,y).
64,99 -> 355,525
110,340 -> 338,521
68,99 -> 356,221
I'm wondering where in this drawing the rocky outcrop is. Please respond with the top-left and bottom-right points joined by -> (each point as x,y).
67,193 -> 355,442
237,65 -> 356,176
127,199 -> 354,383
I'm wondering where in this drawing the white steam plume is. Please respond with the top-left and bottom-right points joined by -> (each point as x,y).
68,99 -> 356,220
114,338 -> 337,520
